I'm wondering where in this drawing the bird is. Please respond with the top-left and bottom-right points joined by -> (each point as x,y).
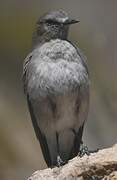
23,10 -> 90,167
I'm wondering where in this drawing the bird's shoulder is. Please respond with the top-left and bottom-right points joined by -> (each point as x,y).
67,40 -> 89,74
33,39 -> 82,63
23,51 -> 35,93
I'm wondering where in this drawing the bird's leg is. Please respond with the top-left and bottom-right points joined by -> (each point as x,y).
78,141 -> 90,157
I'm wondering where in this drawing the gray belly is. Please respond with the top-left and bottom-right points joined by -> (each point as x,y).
30,91 -> 83,133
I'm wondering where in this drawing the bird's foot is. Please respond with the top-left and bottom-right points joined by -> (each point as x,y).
57,155 -> 65,167
78,143 -> 90,157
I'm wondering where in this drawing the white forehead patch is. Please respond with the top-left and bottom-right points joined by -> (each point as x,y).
58,17 -> 69,23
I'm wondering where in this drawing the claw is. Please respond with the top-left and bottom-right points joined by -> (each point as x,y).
78,143 -> 90,157
57,155 -> 65,167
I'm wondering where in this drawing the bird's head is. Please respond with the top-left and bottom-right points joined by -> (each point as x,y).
32,10 -> 79,46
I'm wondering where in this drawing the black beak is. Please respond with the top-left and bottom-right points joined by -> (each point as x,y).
64,19 -> 80,25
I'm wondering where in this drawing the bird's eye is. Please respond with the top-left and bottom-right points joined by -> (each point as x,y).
46,19 -> 60,25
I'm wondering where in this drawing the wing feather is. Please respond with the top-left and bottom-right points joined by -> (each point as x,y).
27,95 -> 52,166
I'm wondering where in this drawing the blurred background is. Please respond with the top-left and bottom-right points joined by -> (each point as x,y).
0,0 -> 117,179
